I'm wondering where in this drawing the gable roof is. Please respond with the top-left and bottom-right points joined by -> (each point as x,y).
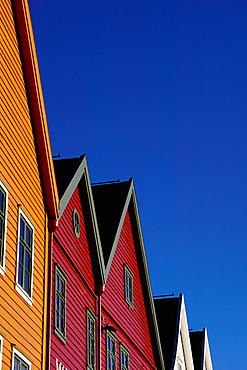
53,156 -> 105,285
91,180 -> 132,268
190,328 -> 213,370
154,297 -> 180,370
154,294 -> 194,370
92,179 -> 165,370
189,331 -> 203,370
11,0 -> 59,221
54,155 -> 87,215
53,160 -> 165,368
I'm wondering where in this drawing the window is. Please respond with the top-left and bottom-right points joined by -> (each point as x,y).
107,332 -> 116,370
72,209 -> 80,238
0,180 -> 8,275
15,209 -> 34,304
0,334 -> 3,370
12,348 -> 31,370
120,345 -> 129,370
87,309 -> 96,370
124,265 -> 133,307
54,265 -> 67,342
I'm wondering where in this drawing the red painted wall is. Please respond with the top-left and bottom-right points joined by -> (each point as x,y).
102,208 -> 156,370
56,186 -> 95,291
50,184 -> 157,370
50,184 -> 96,370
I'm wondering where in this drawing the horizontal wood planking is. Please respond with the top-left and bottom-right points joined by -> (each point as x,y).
101,319 -> 156,370
102,209 -> 156,369
50,183 -> 99,369
56,186 -> 96,291
50,244 -> 96,370
1,0 -> 48,369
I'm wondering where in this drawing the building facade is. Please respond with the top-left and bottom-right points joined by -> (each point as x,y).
1,1 -> 59,369
50,158 -> 164,370
2,2 -> 215,370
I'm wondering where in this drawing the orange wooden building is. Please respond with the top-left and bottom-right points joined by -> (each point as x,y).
1,0 -> 59,369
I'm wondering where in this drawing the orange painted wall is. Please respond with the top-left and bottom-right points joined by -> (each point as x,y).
1,0 -> 48,369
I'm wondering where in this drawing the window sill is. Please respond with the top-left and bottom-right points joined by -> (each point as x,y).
54,328 -> 66,344
0,265 -> 5,276
125,298 -> 134,310
15,284 -> 33,306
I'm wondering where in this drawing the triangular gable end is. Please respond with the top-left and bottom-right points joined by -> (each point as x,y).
154,294 -> 194,370
202,328 -> 213,370
93,179 -> 165,370
92,179 -> 132,269
154,297 -> 179,370
127,186 -> 165,370
172,294 -> 194,370
189,331 -> 204,370
54,156 -> 105,285
189,328 -> 213,370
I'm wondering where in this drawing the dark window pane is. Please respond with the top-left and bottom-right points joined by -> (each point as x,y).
107,354 -> 111,369
0,191 -> 4,212
55,266 -> 66,338
55,311 -> 59,328
25,227 -> 31,247
24,250 -> 30,270
60,299 -> 64,313
55,295 -> 59,310
60,279 -> 64,295
14,358 -> 20,370
56,274 -> 59,290
19,243 -> 24,264
21,363 -> 28,370
20,219 -> 25,239
0,218 -> 3,236
24,271 -> 30,292
60,315 -> 64,332
18,265 -> 23,285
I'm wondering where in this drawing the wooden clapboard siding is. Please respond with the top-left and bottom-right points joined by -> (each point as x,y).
1,0 -> 48,369
56,187 -> 95,291
50,184 -> 96,369
51,245 -> 96,370
102,209 -> 156,370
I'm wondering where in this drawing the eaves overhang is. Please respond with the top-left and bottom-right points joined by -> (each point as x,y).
11,0 -> 59,221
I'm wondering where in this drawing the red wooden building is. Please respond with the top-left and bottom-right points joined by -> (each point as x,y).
92,178 -> 164,370
50,156 -> 104,370
50,156 -> 165,370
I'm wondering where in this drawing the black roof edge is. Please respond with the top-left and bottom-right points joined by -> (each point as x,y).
54,155 -> 106,285
58,155 -> 87,217
104,178 -> 133,276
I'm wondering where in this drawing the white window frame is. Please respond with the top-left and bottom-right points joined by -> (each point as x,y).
87,309 -> 96,370
54,264 -> 67,343
15,208 -> 34,306
0,334 -> 3,370
0,179 -> 8,275
12,347 -> 31,370
120,344 -> 129,370
124,265 -> 133,308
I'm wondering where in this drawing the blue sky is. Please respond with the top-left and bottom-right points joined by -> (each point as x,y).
29,1 -> 247,368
